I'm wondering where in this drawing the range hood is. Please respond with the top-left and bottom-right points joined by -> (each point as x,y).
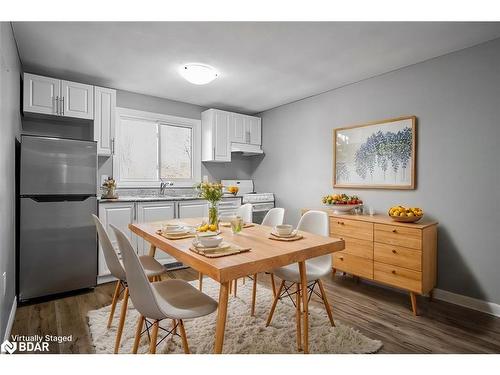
231,142 -> 264,156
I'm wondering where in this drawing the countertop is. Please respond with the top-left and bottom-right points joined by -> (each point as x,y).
99,194 -> 243,203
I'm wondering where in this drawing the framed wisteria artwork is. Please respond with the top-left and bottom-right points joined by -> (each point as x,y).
333,116 -> 416,189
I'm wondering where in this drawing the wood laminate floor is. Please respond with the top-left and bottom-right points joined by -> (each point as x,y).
11,268 -> 500,354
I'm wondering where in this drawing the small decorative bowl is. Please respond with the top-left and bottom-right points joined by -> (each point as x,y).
275,224 -> 294,236
388,213 -> 423,223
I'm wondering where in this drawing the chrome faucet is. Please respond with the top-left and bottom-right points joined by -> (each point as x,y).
159,179 -> 174,194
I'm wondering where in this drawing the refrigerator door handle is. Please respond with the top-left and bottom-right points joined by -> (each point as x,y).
26,195 -> 95,203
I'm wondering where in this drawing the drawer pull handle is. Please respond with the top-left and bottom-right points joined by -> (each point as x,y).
392,249 -> 397,254
392,229 -> 397,233
340,222 -> 345,225
391,270 -> 396,274
339,257 -> 344,261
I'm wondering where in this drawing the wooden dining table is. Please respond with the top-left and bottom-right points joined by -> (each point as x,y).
129,218 -> 345,354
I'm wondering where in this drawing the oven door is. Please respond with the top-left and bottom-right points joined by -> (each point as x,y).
251,202 -> 275,224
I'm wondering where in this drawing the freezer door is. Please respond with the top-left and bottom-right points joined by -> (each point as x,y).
19,196 -> 97,301
21,136 -> 97,195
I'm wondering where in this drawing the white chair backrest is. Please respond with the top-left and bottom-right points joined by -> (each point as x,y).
92,215 -> 126,281
261,207 -> 285,227
237,203 -> 253,223
297,210 -> 331,270
111,225 -> 166,321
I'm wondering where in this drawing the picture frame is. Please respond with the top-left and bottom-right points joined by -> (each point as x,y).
333,116 -> 417,189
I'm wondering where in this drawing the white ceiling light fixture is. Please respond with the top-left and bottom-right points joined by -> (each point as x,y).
180,63 -> 219,85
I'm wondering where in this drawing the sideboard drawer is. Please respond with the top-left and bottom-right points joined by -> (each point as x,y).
341,236 -> 373,259
330,218 -> 373,241
374,224 -> 422,249
374,262 -> 422,293
333,252 -> 373,279
374,243 -> 422,271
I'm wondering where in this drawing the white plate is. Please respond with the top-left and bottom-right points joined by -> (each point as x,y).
271,229 -> 298,238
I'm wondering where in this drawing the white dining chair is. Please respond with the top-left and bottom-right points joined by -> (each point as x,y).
265,210 -> 335,351
92,215 -> 167,354
111,225 -> 218,354
237,203 -> 253,223
247,207 -> 285,315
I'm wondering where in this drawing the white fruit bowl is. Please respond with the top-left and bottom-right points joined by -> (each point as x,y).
324,204 -> 362,215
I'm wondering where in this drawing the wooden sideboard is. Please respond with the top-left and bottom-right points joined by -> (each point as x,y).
305,210 -> 438,315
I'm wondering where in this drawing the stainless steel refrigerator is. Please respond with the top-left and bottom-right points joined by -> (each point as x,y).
19,135 -> 98,301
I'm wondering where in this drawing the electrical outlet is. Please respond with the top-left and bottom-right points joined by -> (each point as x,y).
2,272 -> 6,298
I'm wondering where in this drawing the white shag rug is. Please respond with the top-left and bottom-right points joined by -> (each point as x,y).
87,278 -> 382,354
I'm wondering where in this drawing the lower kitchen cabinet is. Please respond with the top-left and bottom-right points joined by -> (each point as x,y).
136,201 -> 175,263
97,202 -> 136,278
178,200 -> 209,218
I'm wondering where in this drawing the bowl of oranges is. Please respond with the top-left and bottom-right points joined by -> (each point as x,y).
388,206 -> 424,223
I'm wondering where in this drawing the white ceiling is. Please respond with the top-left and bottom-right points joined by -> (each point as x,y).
12,22 -> 500,114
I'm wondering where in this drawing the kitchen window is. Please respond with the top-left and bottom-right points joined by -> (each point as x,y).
114,108 -> 201,187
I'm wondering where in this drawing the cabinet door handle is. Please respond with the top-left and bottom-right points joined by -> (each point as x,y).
392,229 -> 397,233
55,96 -> 59,115
392,249 -> 397,254
61,97 -> 64,115
111,139 -> 115,155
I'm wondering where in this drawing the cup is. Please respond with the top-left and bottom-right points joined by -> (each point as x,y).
230,216 -> 243,234
368,207 -> 375,216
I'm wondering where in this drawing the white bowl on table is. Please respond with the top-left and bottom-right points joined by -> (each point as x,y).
196,235 -> 223,248
274,224 -> 294,236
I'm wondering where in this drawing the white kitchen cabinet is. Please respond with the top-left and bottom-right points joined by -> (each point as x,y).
201,109 -> 231,162
246,116 -> 262,145
23,73 -> 94,120
229,113 -> 246,143
61,80 -> 94,119
23,73 -> 60,116
178,200 -> 209,219
136,201 -> 175,264
97,202 -> 136,277
94,87 -> 116,156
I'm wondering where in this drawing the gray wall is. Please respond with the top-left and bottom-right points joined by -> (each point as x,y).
253,38 -> 500,305
0,22 -> 22,340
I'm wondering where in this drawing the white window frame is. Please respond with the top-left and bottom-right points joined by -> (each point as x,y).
113,107 -> 201,188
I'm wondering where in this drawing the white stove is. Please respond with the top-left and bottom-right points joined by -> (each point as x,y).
221,180 -> 275,218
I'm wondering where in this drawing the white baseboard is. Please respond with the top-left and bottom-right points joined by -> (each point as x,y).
3,296 -> 17,342
433,289 -> 500,318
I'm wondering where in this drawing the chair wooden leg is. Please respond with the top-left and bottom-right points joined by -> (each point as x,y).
332,267 -> 336,275
410,292 -> 418,316
149,320 -> 159,354
266,280 -> 285,327
318,279 -> 335,327
107,280 -> 121,328
296,283 -> 302,351
243,276 -> 246,285
229,279 -> 232,294
114,287 -> 129,354
172,319 -> 177,334
198,272 -> 203,291
233,278 -> 238,297
270,273 -> 277,297
178,319 -> 190,354
132,315 -> 145,354
298,262 -> 309,354
251,273 -> 258,316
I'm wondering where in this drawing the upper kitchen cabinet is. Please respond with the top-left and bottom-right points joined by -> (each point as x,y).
94,87 -> 116,156
229,113 -> 262,145
202,109 -> 231,162
61,80 -> 94,119
23,73 -> 94,120
23,73 -> 60,116
245,115 -> 262,146
203,109 -> 262,162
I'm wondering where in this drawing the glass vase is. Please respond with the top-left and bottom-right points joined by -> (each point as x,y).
208,202 -> 219,230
